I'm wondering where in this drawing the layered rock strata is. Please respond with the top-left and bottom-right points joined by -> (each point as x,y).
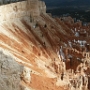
0,0 -> 90,90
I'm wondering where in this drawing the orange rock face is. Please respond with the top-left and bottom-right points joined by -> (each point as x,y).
0,0 -> 90,90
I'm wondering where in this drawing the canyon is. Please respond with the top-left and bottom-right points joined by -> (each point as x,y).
0,0 -> 90,90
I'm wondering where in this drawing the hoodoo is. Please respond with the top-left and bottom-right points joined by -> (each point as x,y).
0,0 -> 90,90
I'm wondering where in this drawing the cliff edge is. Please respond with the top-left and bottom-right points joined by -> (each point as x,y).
0,0 -> 90,90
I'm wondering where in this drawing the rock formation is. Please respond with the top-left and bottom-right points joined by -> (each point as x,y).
0,49 -> 23,90
0,0 -> 90,90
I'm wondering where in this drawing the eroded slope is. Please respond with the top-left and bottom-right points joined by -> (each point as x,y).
0,0 -> 90,90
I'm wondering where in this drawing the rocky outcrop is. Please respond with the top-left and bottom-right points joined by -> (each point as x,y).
0,49 -> 24,90
0,0 -> 90,90
0,0 -> 46,21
